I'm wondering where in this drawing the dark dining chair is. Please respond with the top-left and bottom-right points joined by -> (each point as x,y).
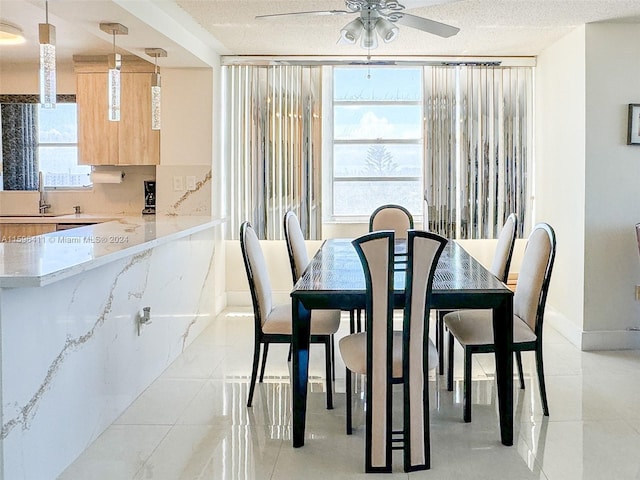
240,221 -> 340,409
339,229 -> 447,472
435,213 -> 518,374
444,223 -> 556,422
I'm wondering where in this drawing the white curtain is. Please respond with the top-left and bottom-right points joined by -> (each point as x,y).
424,66 -> 533,239
223,65 -> 323,240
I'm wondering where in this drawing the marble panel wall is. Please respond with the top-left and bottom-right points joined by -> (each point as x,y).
0,227 -> 219,479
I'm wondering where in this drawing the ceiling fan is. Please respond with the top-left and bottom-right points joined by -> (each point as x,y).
256,0 -> 460,51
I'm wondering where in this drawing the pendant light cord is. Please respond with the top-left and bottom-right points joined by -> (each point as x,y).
45,0 -> 49,24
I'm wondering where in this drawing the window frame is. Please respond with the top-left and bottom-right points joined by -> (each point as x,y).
324,66 -> 424,223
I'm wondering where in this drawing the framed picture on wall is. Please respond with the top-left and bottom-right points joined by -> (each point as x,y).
628,104 -> 640,145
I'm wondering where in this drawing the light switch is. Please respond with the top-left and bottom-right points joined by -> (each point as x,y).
186,176 -> 197,191
173,176 -> 184,191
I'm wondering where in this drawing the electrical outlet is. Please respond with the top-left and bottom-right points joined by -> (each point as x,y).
173,176 -> 184,191
636,285 -> 640,301
186,176 -> 197,191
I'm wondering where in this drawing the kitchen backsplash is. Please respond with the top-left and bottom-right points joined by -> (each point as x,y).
0,166 -> 156,216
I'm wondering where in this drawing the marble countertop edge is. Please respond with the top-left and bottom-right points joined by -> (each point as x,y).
0,215 -> 226,289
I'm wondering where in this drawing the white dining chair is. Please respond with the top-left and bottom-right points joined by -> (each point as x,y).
444,222 -> 556,422
339,229 -> 447,472
240,221 -> 340,409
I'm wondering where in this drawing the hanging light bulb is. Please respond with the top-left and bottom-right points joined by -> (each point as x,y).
100,23 -> 128,122
39,0 -> 56,108
145,48 -> 167,131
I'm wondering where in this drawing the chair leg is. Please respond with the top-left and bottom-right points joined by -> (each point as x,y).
463,348 -> 472,423
287,343 -> 292,362
345,368 -> 353,435
447,332 -> 454,392
357,309 -> 362,332
331,335 -> 336,380
535,346 -> 550,416
349,310 -> 355,334
247,341 -> 261,407
515,351 -> 525,389
324,337 -> 334,410
437,310 -> 445,375
259,342 -> 269,383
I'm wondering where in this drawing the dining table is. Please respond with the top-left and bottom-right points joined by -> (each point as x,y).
290,238 -> 514,448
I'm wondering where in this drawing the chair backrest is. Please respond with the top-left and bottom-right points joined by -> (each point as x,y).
240,222 -> 272,330
402,230 -> 447,470
352,229 -> 446,471
369,204 -> 414,239
352,230 -> 395,471
283,210 -> 308,283
513,223 -> 556,335
490,213 -> 518,282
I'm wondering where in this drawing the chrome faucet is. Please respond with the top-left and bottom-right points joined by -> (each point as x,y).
38,172 -> 51,214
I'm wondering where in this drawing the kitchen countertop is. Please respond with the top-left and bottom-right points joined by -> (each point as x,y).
0,215 -> 222,288
0,214 -> 121,224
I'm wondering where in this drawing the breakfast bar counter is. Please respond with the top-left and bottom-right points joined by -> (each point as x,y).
0,215 -> 220,288
0,215 -> 225,480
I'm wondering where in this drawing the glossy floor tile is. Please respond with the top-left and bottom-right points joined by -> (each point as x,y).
59,308 -> 640,479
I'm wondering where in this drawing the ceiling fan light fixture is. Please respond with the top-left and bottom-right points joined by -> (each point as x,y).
360,26 -> 378,50
339,17 -> 364,44
375,17 -> 398,43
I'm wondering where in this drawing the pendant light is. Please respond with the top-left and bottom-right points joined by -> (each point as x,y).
39,0 -> 56,108
99,22 -> 128,122
145,48 -> 167,131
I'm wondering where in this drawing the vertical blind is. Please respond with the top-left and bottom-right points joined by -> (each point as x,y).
1,103 -> 38,191
224,62 -> 532,241
223,65 -> 323,240
424,66 -> 532,239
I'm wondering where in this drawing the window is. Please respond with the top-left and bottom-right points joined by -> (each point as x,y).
38,103 -> 90,188
0,96 -> 90,191
330,67 -> 423,219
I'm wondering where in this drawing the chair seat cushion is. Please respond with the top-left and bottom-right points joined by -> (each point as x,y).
339,331 -> 439,378
263,304 -> 341,335
443,309 -> 537,346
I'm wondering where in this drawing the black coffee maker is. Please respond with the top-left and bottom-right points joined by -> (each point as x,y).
142,180 -> 156,214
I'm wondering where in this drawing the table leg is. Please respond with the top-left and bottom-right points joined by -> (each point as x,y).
492,296 -> 514,446
292,297 -> 311,448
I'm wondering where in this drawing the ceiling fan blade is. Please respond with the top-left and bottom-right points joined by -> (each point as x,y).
400,0 -> 461,9
256,10 -> 350,19
394,13 -> 460,38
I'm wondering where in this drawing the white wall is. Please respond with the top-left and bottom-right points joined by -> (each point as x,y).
536,23 -> 640,349
582,24 -> 640,348
535,26 -> 587,347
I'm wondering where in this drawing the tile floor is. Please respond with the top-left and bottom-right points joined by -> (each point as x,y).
59,308 -> 640,479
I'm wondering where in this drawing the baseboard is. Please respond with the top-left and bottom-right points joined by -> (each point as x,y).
581,329 -> 640,350
545,305 -> 583,349
545,305 -> 640,350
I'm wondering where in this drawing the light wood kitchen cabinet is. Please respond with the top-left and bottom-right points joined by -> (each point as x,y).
0,224 -> 57,242
74,55 -> 160,166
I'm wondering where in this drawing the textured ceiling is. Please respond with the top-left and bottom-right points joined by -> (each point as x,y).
0,0 -> 639,68
174,0 -> 640,57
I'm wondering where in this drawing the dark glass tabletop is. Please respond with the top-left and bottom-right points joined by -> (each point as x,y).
292,239 -> 511,310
